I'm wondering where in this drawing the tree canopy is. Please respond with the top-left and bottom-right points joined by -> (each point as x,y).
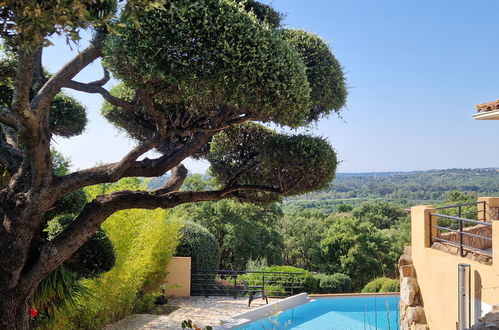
0,0 -> 347,328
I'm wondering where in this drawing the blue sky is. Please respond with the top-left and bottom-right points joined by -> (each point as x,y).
47,0 -> 499,173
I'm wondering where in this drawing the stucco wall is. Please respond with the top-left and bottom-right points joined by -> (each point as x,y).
410,203 -> 499,329
164,256 -> 191,297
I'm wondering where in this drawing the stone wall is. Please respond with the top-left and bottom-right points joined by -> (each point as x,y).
440,224 -> 492,250
399,246 -> 429,330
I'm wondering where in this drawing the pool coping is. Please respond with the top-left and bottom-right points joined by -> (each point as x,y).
310,292 -> 400,298
219,292 -> 400,329
219,293 -> 309,329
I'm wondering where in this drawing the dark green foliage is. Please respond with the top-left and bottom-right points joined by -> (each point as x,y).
258,265 -> 315,294
44,150 -> 87,220
321,216 -> 398,290
241,265 -> 314,295
278,208 -> 328,271
337,203 -> 353,212
236,0 -> 282,28
361,277 -> 399,293
177,191 -> 283,270
49,93 -> 88,138
46,215 -> 116,278
0,51 -> 16,108
286,169 -> 499,211
101,84 -> 150,144
33,266 -> 91,327
352,200 -> 405,230
175,221 -> 221,270
282,29 -> 347,121
313,273 -> 351,293
208,123 -> 337,203
104,0 -> 311,127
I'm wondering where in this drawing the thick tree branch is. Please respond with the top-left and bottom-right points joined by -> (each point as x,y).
88,66 -> 110,86
152,164 -> 188,194
26,183 -> 281,283
11,50 -> 35,124
0,135 -> 23,174
31,41 -> 103,115
64,79 -> 137,111
54,132 -> 212,197
0,107 -> 18,129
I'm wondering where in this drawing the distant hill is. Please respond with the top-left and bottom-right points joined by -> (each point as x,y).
284,168 -> 499,213
147,168 -> 499,213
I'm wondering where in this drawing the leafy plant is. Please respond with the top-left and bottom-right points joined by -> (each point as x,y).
175,221 -> 221,271
361,277 -> 399,293
314,273 -> 351,294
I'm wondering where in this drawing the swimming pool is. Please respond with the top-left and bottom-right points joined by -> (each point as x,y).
235,295 -> 400,330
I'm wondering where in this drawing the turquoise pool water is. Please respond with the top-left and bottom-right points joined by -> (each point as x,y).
236,295 -> 400,330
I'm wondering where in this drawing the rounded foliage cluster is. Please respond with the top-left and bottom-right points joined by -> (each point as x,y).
175,221 -> 221,270
313,273 -> 351,293
46,215 -> 116,278
208,123 -> 337,202
49,93 -> 88,138
361,277 -> 400,293
282,29 -> 347,121
236,0 -> 282,28
103,0 -> 314,127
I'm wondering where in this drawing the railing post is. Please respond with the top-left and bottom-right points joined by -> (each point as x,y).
204,272 -> 208,298
459,218 -> 464,257
493,220 -> 499,275
262,273 -> 265,294
233,273 -> 237,299
291,273 -> 294,296
477,197 -> 499,222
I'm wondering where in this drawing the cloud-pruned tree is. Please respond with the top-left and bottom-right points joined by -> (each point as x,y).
0,0 -> 346,328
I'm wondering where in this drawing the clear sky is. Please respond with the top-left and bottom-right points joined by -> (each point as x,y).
47,0 -> 499,174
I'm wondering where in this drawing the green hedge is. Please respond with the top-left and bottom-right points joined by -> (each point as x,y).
175,221 -> 220,270
313,273 -> 351,293
241,265 -> 315,296
361,277 -> 400,293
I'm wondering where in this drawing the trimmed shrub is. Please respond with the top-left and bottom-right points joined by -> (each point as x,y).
314,273 -> 351,293
380,279 -> 400,292
242,265 -> 316,296
362,277 -> 399,293
46,215 -> 115,279
175,221 -> 221,270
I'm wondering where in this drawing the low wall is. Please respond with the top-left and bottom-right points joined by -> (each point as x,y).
164,256 -> 191,297
410,203 -> 499,329
440,224 -> 492,250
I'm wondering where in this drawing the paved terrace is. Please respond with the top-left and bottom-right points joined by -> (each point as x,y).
106,296 -> 280,329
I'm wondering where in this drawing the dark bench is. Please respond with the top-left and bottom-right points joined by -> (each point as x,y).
245,282 -> 268,306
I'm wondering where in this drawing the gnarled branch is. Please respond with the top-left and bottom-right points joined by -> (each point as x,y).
152,164 -> 188,195
0,107 -> 19,129
31,41 -> 103,115
64,80 -> 137,111
54,132 -> 212,197
26,183 -> 281,283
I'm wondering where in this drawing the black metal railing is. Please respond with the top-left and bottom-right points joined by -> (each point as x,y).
430,201 -> 492,257
191,270 -> 305,298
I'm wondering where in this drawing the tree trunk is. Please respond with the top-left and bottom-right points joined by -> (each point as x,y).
0,285 -> 35,330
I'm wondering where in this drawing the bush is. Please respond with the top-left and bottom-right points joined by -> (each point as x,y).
45,215 -> 115,279
243,265 -> 316,296
314,273 -> 351,293
380,279 -> 400,292
175,221 -> 221,270
43,179 -> 183,329
361,277 -> 399,293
